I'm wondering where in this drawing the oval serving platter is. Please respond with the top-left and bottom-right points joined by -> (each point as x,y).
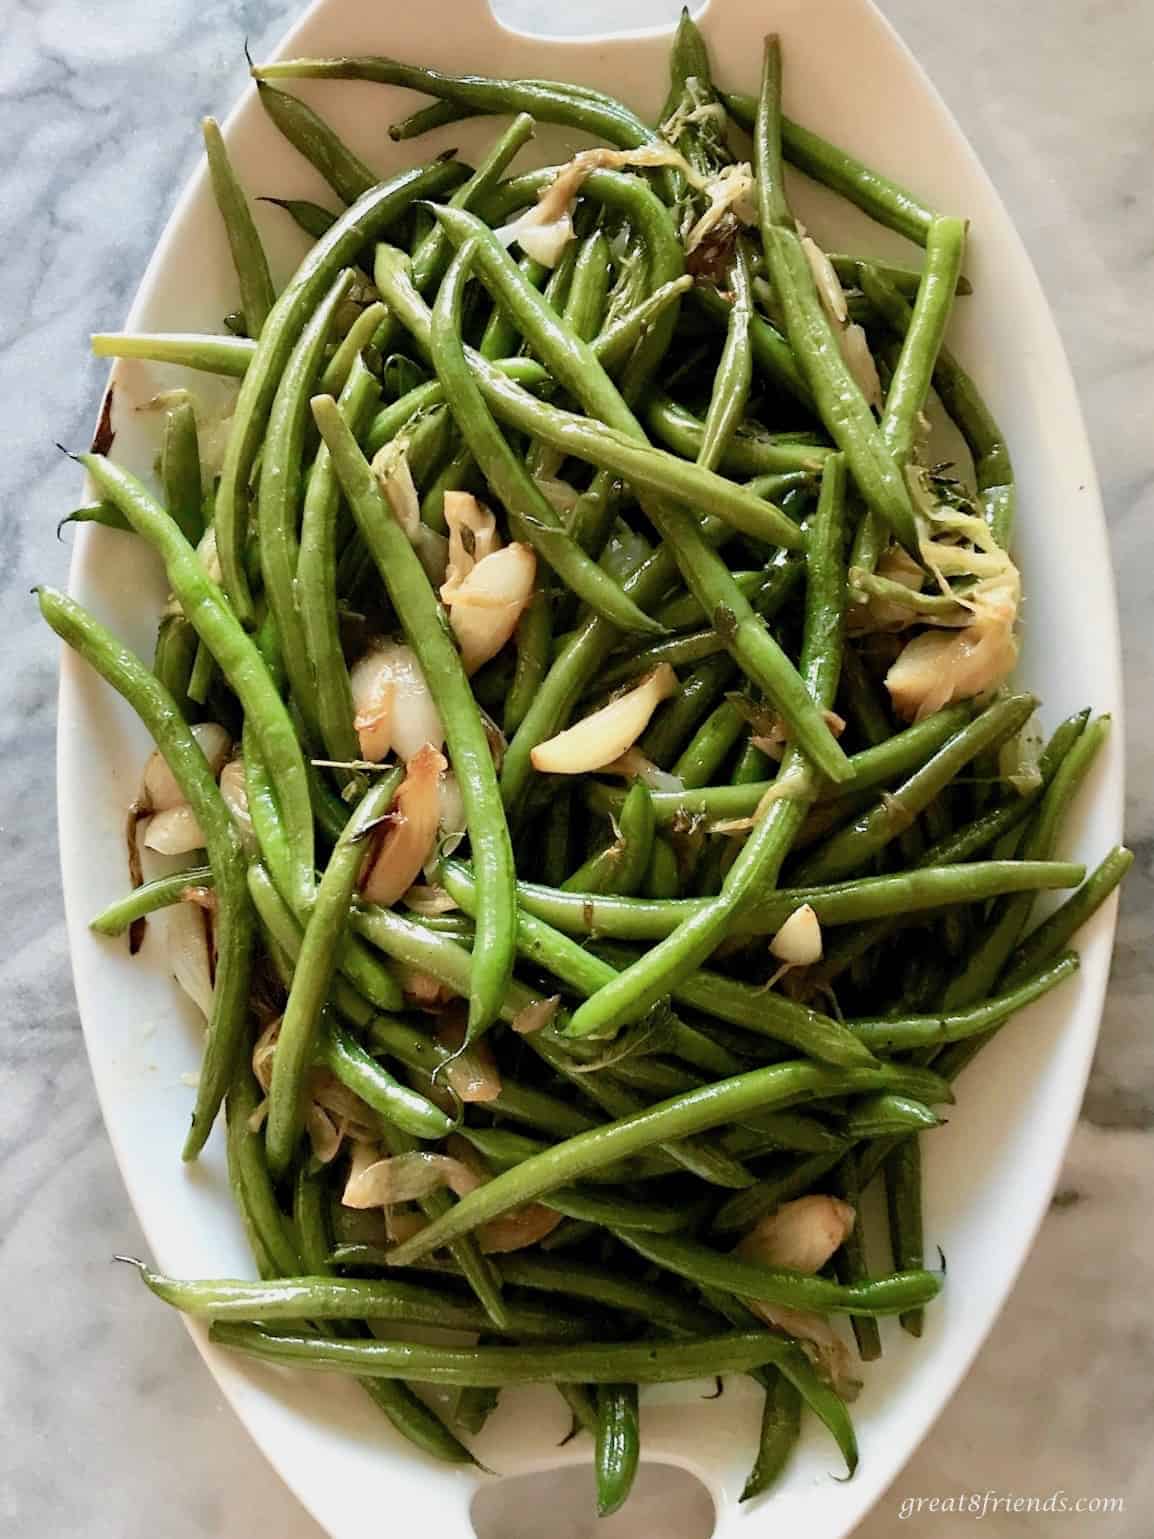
56,1 -> 1124,1535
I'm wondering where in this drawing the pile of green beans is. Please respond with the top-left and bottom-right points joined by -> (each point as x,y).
51,9 -> 1126,1520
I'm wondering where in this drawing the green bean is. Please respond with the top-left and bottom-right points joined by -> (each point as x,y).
160,400 -> 204,544
644,835 -> 680,899
618,1229 -> 941,1316
742,1373 -> 802,1502
1002,846 -> 1133,990
429,241 -> 665,635
724,1111 -> 848,1159
389,97 -> 470,142
256,82 -> 376,204
414,113 -> 537,292
216,157 -> 464,623
202,117 -> 275,338
644,391 -> 828,476
150,613 -> 199,721
673,700 -> 747,790
75,455 -> 318,911
649,555 -> 802,634
691,285 -> 814,408
562,783 -> 655,896
513,859 -> 1083,942
696,246 -> 754,473
596,1383 -> 640,1517
544,1186 -> 693,1234
319,300 -> 387,396
504,589 -> 552,737
645,655 -> 738,770
247,860 -> 405,1039
38,586 -> 253,1160
723,91 -> 936,246
455,1126 -> 669,1188
842,1094 -> 940,1139
845,952 -> 1078,1051
293,1168 -> 476,1465
261,195 -> 339,241
226,1065 -> 303,1277
267,776 -> 396,1172
299,354 -> 381,769
563,231 -> 611,342
58,498 -> 131,532
212,1320 -> 820,1385
940,716 -> 1110,1008
793,693 -> 1037,885
91,330 -> 255,376
860,268 -> 1015,545
828,252 -> 971,298
89,864 -> 212,935
434,1250 -> 721,1335
377,240 -> 803,552
562,454 -> 852,1043
755,40 -> 920,554
884,1138 -> 925,1336
594,275 -> 695,373
133,1264 -> 594,1339
832,1150 -> 881,1361
384,1059 -> 950,1267
259,267 -> 355,752
313,396 -> 516,1040
320,1021 -> 451,1141
252,58 -> 659,171
850,216 -> 967,572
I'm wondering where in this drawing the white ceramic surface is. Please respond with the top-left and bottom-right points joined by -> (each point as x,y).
56,1 -> 1124,1536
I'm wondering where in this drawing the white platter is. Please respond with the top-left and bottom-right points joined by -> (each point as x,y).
57,1 -> 1124,1535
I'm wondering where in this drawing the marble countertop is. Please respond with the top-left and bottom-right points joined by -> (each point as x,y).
1,1 -> 1149,1535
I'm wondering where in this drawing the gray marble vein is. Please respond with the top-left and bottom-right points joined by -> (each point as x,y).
0,1 -> 1149,1535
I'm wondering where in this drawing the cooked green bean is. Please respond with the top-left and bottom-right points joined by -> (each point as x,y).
256,82 -> 377,204
596,1383 -> 640,1517
561,782 -> 655,896
696,245 -> 754,473
644,391 -> 829,476
215,155 -> 464,622
160,399 -> 204,545
511,859 -> 1084,942
833,1150 -> 882,1361
320,1021 -> 452,1142
202,117 -> 275,339
38,586 -> 253,1160
212,1321 -> 820,1386
885,1138 -> 926,1337
313,396 -> 516,1040
266,775 -> 399,1172
91,329 -> 255,376
618,1230 -> 941,1317
1002,846 -> 1133,989
742,1373 -> 802,1501
842,1093 -> 941,1139
89,864 -> 213,935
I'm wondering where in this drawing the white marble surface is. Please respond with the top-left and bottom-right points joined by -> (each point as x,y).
1,1 -> 1150,1535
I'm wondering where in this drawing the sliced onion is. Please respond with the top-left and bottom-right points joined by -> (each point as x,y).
801,234 -> 849,325
442,491 -> 501,598
737,1195 -> 855,1274
684,162 -> 757,252
840,322 -> 883,411
745,1299 -> 861,1400
435,1012 -> 502,1102
599,746 -> 686,793
251,1016 -> 281,1093
530,664 -> 678,775
142,722 -> 230,811
437,770 -> 467,857
372,441 -> 449,584
144,803 -> 207,855
218,758 -> 255,848
385,1209 -> 429,1246
306,1102 -> 342,1165
342,1150 -> 482,1209
444,544 -> 537,675
403,884 -> 459,917
396,964 -> 456,1010
478,1203 -> 564,1253
769,904 -> 823,966
350,639 -> 444,762
510,994 -> 562,1036
361,745 -> 446,908
163,899 -> 214,1021
532,475 -> 580,515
